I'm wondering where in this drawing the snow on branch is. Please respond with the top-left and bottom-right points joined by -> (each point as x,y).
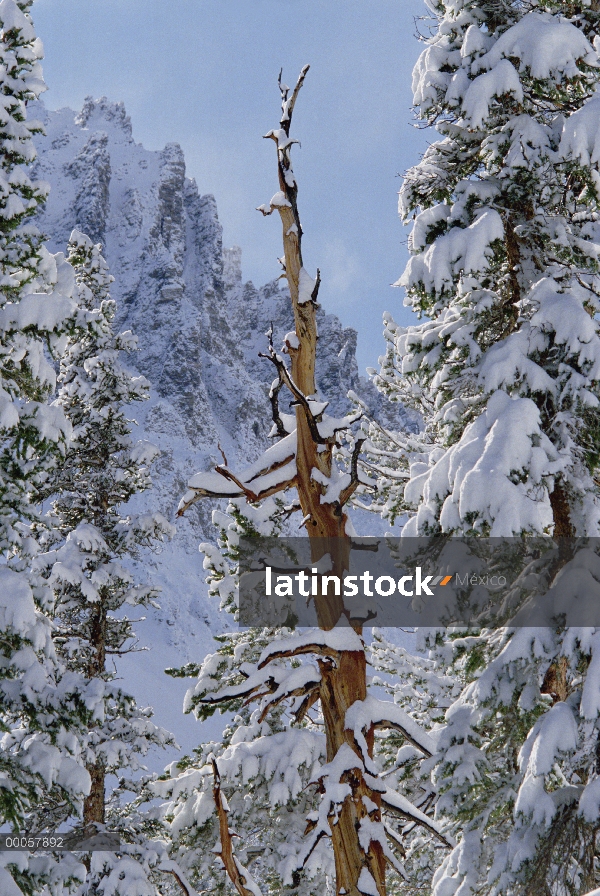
279,64 -> 310,133
197,662 -> 321,725
182,64 -> 368,526
178,432 -> 298,515
380,787 -> 454,848
266,327 -> 289,438
257,664 -> 321,723
258,628 -> 365,670
259,64 -> 310,228
337,437 -> 366,507
304,743 -> 409,885
299,743 -> 356,864
260,325 -> 362,454
298,266 -> 321,305
198,666 -> 274,707
157,861 -> 200,896
259,338 -> 328,445
346,696 -> 435,759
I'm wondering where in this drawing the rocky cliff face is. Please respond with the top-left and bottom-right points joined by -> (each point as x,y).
32,97 -> 384,453
30,97 -> 412,751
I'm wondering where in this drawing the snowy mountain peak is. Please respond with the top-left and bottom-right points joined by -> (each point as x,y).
75,95 -> 133,139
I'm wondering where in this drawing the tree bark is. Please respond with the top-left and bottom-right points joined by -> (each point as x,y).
540,656 -> 568,705
189,67 -> 390,896
83,761 -> 106,825
549,482 -> 574,539
319,650 -> 386,895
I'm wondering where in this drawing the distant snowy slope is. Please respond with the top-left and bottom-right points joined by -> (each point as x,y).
31,96 -> 412,763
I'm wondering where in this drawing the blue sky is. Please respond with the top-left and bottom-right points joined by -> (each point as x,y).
33,0 -> 428,372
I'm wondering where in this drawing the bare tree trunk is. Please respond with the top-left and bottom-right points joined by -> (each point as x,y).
542,479 -> 575,707
83,600 -> 107,825
211,759 -> 261,896
319,650 -> 386,894
540,656 -> 569,705
180,67 -> 391,896
262,67 -> 387,896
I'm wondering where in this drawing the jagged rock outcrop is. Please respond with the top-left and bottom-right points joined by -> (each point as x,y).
66,131 -> 111,245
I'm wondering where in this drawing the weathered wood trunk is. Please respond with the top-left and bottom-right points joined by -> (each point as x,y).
271,69 -> 387,896
318,650 -> 386,895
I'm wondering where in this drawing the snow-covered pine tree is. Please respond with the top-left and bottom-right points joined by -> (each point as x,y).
0,4 -> 100,893
34,230 -> 177,895
367,630 -> 462,895
156,500 -> 332,896
175,68 -> 453,896
366,2 -> 600,894
156,500 -> 454,896
376,1 -> 600,537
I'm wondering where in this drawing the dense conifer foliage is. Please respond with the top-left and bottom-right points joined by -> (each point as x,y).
366,3 -> 600,894
0,4 -> 91,892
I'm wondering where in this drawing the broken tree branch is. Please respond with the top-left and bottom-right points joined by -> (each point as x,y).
269,377 -> 287,438
158,861 -> 201,896
217,442 -> 228,466
380,794 -> 454,849
264,323 -> 291,438
258,640 -> 342,669
259,343 -> 328,445
311,268 -> 321,304
293,688 -> 320,724
338,438 -> 366,507
177,444 -> 298,515
212,758 -> 262,896
280,64 -> 310,136
218,465 -> 297,504
258,678 -> 321,723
